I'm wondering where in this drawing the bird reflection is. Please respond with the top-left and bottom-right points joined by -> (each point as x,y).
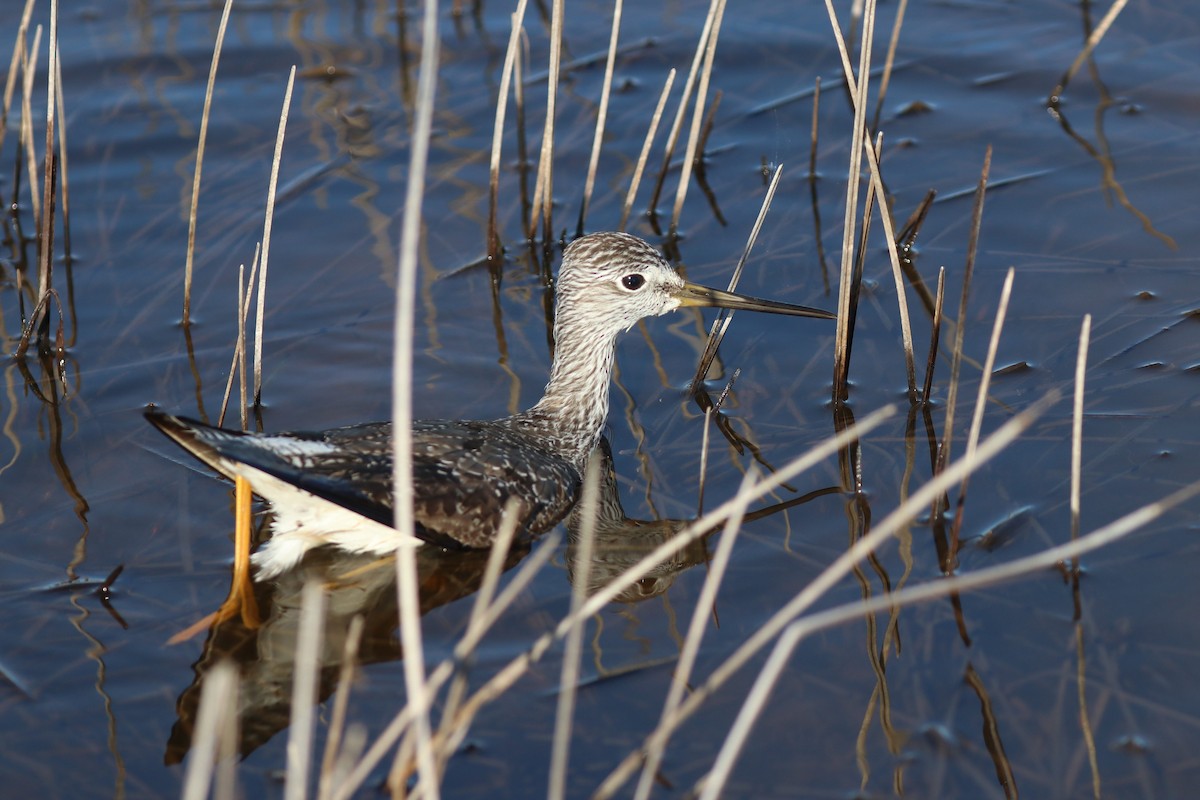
164,543 -> 526,764
566,438 -> 841,603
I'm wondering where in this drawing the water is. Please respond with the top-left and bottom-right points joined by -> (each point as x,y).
1,0 -> 1197,797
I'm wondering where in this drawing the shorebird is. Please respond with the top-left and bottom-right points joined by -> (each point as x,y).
147,232 -> 833,579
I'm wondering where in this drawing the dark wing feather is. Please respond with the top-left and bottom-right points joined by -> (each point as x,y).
146,410 -> 581,549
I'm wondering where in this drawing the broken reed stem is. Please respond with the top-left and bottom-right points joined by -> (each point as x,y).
1051,0 -> 1129,99
391,0 -> 441,793
576,0 -> 623,236
920,266 -> 945,403
825,0 -> 874,403
318,615 -> 365,800
0,0 -> 37,158
529,0 -> 564,244
618,68 -> 674,231
669,0 -> 726,236
938,146 -> 991,475
948,266 -> 1014,553
218,247 -> 259,429
182,0 -> 234,326
1071,314 -> 1091,544
691,164 -> 783,386
252,65 -> 296,407
180,661 -> 238,800
632,467 -> 754,800
594,394 -> 1053,800
696,473 -> 1200,800
487,0 -> 528,262
548,456 -> 602,800
284,581 -> 326,800
645,0 -> 721,217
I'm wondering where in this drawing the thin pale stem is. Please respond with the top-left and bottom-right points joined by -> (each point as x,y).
285,581 -> 326,800
390,0 -> 441,794
669,0 -> 726,235
183,0 -> 233,325
577,0 -> 623,235
618,68 -> 674,231
486,0 -> 528,261
252,66 -> 296,406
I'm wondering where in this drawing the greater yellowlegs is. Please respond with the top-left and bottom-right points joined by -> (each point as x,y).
147,232 -> 833,579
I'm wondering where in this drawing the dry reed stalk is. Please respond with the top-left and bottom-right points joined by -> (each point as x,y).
1075,618 -> 1102,797
1051,0 -> 1129,99
251,65 -> 296,407
317,615 -> 365,800
576,0 -> 623,236
181,661 -> 238,800
837,172 -> 875,382
825,0 -> 874,402
182,0 -> 234,326
645,0 -> 721,218
825,0 -> 916,400
548,456 -> 602,800
1071,315 -> 1091,545
390,0 -> 441,793
669,0 -> 726,235
618,68 -> 675,231
0,0 -> 37,158
937,146 -> 991,481
870,0 -> 909,132
595,395 -> 1054,799
53,53 -> 69,262
860,130 -> 918,399
948,267 -> 1014,552
20,25 -> 41,230
632,467 -> 754,800
285,581 -> 326,800
486,0 -> 529,261
217,247 -> 259,429
920,266 -> 945,404
808,77 -> 830,293
35,0 -> 58,325
696,473 -> 1200,799
691,165 -> 783,386
528,0 -> 564,244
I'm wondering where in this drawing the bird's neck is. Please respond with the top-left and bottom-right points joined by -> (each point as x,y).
517,317 -> 618,469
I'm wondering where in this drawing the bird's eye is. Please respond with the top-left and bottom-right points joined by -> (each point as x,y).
621,274 -> 645,291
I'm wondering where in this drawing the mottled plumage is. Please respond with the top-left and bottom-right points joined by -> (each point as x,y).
147,232 -> 833,578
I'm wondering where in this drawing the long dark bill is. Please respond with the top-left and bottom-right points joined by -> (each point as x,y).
675,280 -> 836,320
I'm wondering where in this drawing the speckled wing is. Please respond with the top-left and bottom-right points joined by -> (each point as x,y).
147,410 -> 581,549
284,419 -> 582,548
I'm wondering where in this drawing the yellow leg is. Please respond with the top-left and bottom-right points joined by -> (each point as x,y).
168,476 -> 261,644
231,475 -> 261,628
